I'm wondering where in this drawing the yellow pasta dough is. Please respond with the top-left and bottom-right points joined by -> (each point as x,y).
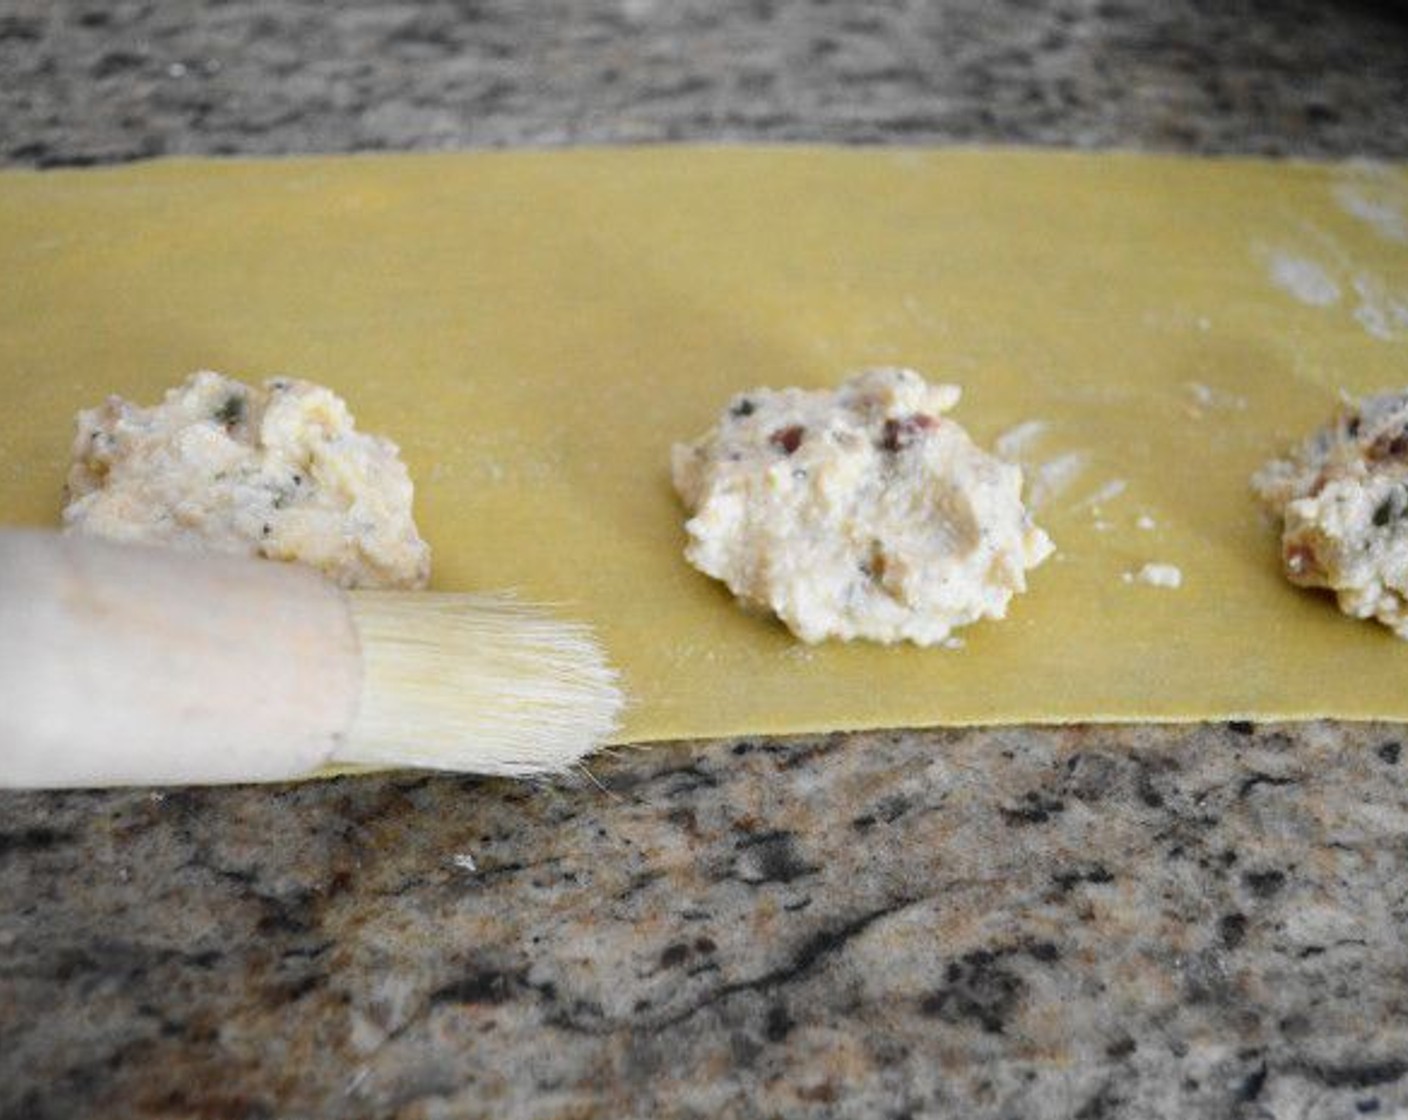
0,147 -> 1406,741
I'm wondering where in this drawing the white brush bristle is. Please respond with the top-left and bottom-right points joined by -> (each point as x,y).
335,593 -> 624,777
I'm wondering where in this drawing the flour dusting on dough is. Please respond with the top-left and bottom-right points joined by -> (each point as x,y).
1350,275 -> 1408,342
1334,179 -> 1408,245
1077,478 -> 1127,510
1028,451 -> 1089,511
993,421 -> 1091,512
994,420 -> 1048,460
1185,382 -> 1248,414
1256,234 -> 1407,343
1260,246 -> 1341,308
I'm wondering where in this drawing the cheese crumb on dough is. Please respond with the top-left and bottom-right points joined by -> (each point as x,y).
1252,391 -> 1408,635
1126,562 -> 1182,589
64,371 -> 430,589
671,367 -> 1053,645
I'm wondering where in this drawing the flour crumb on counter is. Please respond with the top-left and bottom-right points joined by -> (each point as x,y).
671,367 -> 1053,646
1124,563 -> 1183,589
64,371 -> 430,589
1253,390 -> 1408,636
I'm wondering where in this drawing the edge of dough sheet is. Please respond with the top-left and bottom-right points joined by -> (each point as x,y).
1,144 -> 1406,752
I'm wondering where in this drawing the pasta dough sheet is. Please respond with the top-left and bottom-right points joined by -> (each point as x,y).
1,147 -> 1406,742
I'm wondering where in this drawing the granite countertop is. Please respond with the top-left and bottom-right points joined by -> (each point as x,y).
4,3 -> 1408,1118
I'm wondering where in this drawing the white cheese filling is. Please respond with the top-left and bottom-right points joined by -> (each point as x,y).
1253,390 -> 1408,636
672,367 -> 1053,645
64,371 -> 430,590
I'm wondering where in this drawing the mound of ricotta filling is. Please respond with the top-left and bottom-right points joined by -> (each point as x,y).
1253,390 -> 1408,636
64,371 -> 430,590
671,367 -> 1053,645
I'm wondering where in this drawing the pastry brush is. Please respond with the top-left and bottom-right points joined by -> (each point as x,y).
0,529 -> 623,788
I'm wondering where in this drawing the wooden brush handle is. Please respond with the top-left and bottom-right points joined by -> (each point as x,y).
0,530 -> 362,788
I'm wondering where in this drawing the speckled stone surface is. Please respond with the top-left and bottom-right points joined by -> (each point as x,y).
4,3 -> 1408,1119
2,0 -> 1408,164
